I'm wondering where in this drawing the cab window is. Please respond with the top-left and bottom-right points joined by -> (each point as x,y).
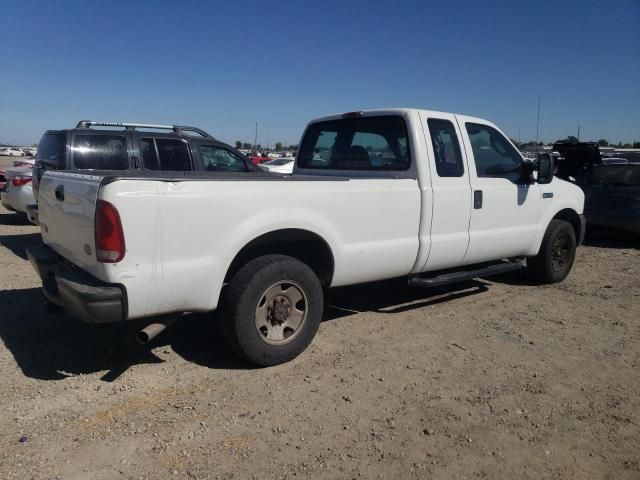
298,116 -> 410,170
465,123 -> 522,181
428,119 -> 464,177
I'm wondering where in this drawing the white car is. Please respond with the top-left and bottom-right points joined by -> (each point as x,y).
29,108 -> 585,366
259,158 -> 294,174
1,166 -> 35,217
0,147 -> 25,157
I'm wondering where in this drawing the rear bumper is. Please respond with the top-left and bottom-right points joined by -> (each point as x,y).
1,185 -> 34,213
26,204 -> 39,225
27,244 -> 126,324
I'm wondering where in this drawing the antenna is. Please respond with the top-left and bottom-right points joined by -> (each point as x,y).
254,121 -> 258,153
535,97 -> 541,154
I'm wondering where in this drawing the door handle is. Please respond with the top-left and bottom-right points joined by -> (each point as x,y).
55,185 -> 65,202
473,190 -> 483,209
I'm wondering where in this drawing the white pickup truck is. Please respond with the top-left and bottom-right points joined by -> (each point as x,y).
28,109 -> 585,366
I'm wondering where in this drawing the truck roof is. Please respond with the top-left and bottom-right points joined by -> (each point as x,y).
307,108 -> 488,124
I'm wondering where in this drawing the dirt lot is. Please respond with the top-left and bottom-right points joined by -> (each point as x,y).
0,168 -> 638,479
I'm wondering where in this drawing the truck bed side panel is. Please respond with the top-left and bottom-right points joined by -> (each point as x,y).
98,178 -> 421,319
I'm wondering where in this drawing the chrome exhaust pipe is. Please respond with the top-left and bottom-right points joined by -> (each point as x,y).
136,314 -> 179,344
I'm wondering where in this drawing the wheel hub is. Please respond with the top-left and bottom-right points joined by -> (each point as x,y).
268,295 -> 291,324
255,281 -> 308,345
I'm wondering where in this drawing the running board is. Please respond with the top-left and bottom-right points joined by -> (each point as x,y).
408,260 -> 523,288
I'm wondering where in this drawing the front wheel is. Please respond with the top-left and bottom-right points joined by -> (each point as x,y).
221,255 -> 324,366
527,219 -> 577,284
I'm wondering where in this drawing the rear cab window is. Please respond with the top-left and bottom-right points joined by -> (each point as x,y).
72,135 -> 129,170
298,116 -> 410,171
36,132 -> 67,169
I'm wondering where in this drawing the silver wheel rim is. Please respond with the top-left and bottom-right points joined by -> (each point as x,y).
255,281 -> 308,345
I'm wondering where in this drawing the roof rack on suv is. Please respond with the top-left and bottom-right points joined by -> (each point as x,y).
75,121 -> 215,139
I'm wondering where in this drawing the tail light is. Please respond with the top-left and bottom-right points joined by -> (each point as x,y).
95,200 -> 125,263
12,176 -> 32,187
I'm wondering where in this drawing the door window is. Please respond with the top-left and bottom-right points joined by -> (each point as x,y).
140,138 -> 192,171
465,123 -> 522,181
72,135 -> 129,170
199,145 -> 247,171
427,119 -> 464,177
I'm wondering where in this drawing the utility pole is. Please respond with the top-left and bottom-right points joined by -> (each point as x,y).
266,125 -> 269,151
518,128 -> 521,144
254,121 -> 258,153
577,124 -> 580,141
535,97 -> 541,155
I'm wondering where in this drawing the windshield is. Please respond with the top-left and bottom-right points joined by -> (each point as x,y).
585,165 -> 640,186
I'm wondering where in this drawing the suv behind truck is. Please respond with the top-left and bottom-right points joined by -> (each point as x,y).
28,109 -> 585,366
29,121 -> 254,222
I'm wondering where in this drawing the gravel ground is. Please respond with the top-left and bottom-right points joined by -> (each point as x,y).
0,166 -> 638,479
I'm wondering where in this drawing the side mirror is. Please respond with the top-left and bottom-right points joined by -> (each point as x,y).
537,154 -> 555,184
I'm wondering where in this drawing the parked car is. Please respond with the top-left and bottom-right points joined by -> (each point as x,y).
601,157 -> 629,165
22,147 -> 37,157
0,166 -> 35,217
259,158 -> 294,174
13,157 -> 35,168
582,164 -> 640,235
29,121 -> 256,222
0,168 -> 6,191
248,155 -> 271,165
28,108 -> 584,366
0,147 -> 25,156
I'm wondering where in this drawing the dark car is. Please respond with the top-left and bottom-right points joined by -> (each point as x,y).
582,164 -> 640,235
31,121 -> 255,221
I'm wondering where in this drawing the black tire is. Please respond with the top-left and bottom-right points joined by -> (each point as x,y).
527,219 -> 576,284
221,254 -> 323,366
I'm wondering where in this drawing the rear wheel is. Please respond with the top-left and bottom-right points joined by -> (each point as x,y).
221,255 -> 323,366
527,219 -> 576,284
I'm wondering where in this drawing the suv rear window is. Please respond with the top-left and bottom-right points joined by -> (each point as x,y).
36,133 -> 66,168
73,135 -> 129,170
140,138 -> 193,171
297,116 -> 410,170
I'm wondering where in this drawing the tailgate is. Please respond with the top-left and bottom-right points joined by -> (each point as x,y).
38,171 -> 103,271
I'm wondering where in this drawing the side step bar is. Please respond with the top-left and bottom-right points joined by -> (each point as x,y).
408,260 -> 523,288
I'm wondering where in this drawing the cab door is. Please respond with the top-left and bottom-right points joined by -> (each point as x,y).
420,112 -> 473,271
456,116 -> 541,263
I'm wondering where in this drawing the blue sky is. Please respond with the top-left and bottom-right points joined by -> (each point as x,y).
1,0 -> 639,146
